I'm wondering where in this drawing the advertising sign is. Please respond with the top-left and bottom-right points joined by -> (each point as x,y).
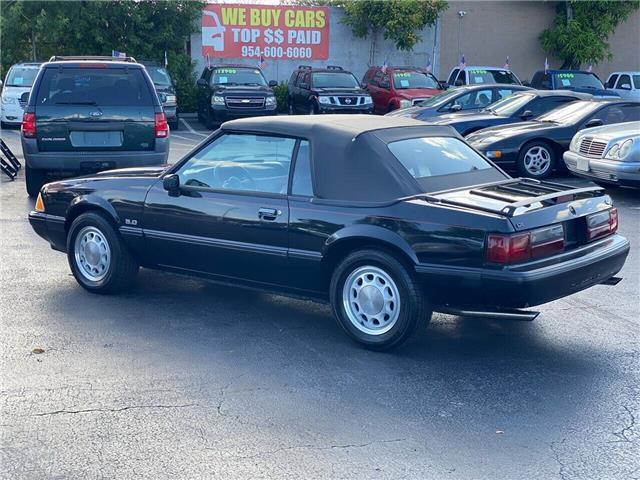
201,4 -> 329,60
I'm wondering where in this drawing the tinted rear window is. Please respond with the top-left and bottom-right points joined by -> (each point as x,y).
35,67 -> 153,106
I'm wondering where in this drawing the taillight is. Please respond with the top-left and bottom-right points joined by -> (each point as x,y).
22,112 -> 36,138
586,208 -> 618,241
155,112 -> 169,138
487,225 -> 565,264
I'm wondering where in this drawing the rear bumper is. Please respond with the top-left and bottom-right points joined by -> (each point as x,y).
416,234 -> 630,309
21,138 -> 169,172
564,150 -> 640,187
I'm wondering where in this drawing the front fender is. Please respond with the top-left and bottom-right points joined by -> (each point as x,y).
324,224 -> 419,265
66,194 -> 120,226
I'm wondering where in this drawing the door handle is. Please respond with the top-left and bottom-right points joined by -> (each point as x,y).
258,207 -> 281,221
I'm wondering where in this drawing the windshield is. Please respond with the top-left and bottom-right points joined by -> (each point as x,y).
146,66 -> 172,86
5,66 -> 39,87
388,137 -> 495,181
467,69 -> 520,85
486,93 -> 535,115
416,89 -> 461,107
552,72 -> 604,89
392,71 -> 439,89
212,68 -> 266,86
312,72 -> 359,88
536,100 -> 600,124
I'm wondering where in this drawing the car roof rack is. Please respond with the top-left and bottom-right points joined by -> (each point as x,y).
326,65 -> 343,70
48,55 -> 137,63
298,65 -> 312,70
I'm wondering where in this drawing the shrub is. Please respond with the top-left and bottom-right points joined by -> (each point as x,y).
272,82 -> 289,113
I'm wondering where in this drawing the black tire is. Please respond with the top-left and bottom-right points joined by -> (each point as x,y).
67,212 -> 139,294
330,249 -> 431,350
197,108 -> 204,123
205,107 -> 216,129
25,166 -> 46,197
517,140 -> 556,179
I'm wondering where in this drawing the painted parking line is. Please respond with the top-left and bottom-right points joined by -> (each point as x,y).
171,133 -> 202,142
179,118 -> 209,137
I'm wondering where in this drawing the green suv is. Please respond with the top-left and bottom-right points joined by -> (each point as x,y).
21,56 -> 169,196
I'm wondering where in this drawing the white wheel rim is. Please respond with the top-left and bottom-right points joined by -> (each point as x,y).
523,146 -> 551,175
342,265 -> 401,336
74,226 -> 111,282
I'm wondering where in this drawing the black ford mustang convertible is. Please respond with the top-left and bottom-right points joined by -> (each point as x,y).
29,115 -> 629,349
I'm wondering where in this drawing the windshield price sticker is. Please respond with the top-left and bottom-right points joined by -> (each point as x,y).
557,73 -> 575,79
393,73 -> 412,78
202,4 -> 329,60
215,69 -> 237,74
469,69 -> 488,74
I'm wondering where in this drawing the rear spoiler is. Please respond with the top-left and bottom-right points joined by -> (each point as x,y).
422,178 -> 605,218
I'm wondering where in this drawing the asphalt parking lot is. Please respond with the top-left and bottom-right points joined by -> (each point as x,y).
1,119 -> 639,479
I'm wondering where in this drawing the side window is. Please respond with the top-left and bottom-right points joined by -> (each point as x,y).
178,134 -> 296,195
447,69 -> 459,85
607,74 -> 619,89
381,72 -> 390,88
454,89 -> 492,109
591,105 -> 640,125
616,74 -> 631,89
495,88 -> 516,101
371,70 -> 382,87
303,72 -> 311,87
526,97 -> 575,117
289,71 -> 299,86
291,141 -> 313,197
455,70 -> 466,85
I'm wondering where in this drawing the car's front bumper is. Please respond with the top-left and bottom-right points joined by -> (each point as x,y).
1,102 -> 25,123
415,234 -> 630,309
28,212 -> 67,252
211,105 -> 277,121
317,104 -> 373,114
162,105 -> 178,122
474,147 -> 520,170
564,150 -> 640,187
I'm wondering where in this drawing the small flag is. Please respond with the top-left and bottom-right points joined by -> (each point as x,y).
586,62 -> 593,73
459,55 -> 466,70
426,56 -> 432,74
111,50 -> 126,59
381,58 -> 388,74
164,50 -> 168,68
206,54 -> 211,68
544,57 -> 549,74
503,56 -> 510,70
258,54 -> 267,70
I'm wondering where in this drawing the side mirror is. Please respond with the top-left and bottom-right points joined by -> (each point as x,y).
268,80 -> 278,88
163,173 -> 180,196
454,79 -> 464,87
520,110 -> 533,119
361,82 -> 368,89
541,81 -> 551,89
197,78 -> 208,87
584,118 -> 604,129
299,82 -> 309,90
20,92 -> 30,104
449,103 -> 463,112
379,80 -> 390,89
522,80 -> 531,87
620,83 -> 632,90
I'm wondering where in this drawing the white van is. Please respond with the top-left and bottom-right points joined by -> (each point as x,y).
1,62 -> 42,127
445,66 -> 522,88
605,72 -> 640,100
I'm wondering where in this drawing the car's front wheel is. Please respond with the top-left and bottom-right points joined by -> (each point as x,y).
330,249 -> 431,350
67,212 -> 139,294
517,141 -> 555,178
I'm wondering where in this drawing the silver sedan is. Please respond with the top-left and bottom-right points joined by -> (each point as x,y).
564,121 -> 640,188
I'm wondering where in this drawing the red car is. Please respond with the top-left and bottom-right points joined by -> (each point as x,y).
362,66 -> 444,114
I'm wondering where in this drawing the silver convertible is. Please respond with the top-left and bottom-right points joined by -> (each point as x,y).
564,121 -> 640,188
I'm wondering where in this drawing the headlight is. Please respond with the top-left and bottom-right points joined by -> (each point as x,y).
318,96 -> 332,105
164,94 -> 177,106
570,135 -> 581,152
1,94 -> 13,105
606,143 -> 620,159
399,99 -> 411,108
265,95 -> 276,107
363,95 -> 373,105
211,95 -> 225,106
618,139 -> 634,159
485,150 -> 502,159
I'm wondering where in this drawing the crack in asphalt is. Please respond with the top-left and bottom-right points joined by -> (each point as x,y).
549,438 -> 569,480
228,438 -> 407,460
611,405 -> 636,443
31,403 -> 197,417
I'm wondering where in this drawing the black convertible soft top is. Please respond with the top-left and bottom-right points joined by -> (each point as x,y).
222,115 -> 504,201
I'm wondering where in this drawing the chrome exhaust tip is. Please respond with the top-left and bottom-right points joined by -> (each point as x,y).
436,307 -> 540,322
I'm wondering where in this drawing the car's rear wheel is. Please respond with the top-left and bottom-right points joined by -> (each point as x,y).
517,141 -> 555,178
330,249 -> 430,350
67,212 -> 139,294
25,166 -> 46,197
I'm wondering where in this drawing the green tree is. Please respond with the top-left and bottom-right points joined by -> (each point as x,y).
540,0 -> 640,69
1,0 -> 204,111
